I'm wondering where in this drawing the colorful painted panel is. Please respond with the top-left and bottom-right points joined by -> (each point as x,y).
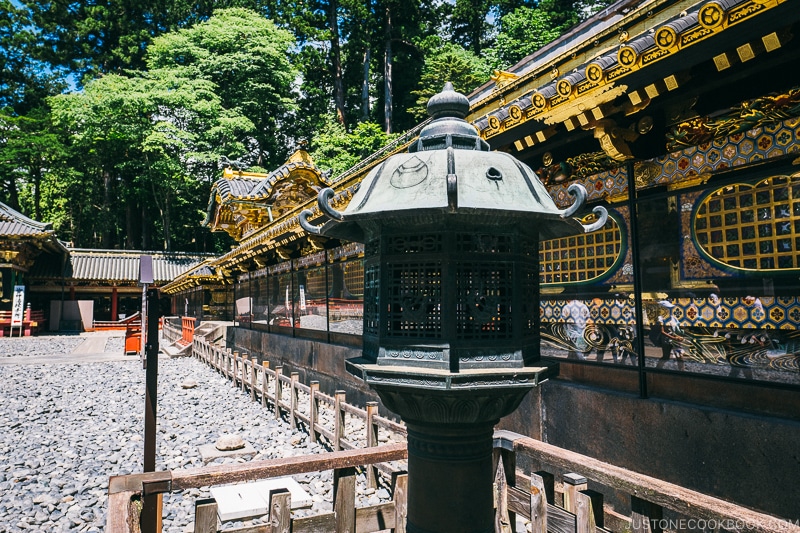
655,118 -> 800,188
645,296 -> 799,330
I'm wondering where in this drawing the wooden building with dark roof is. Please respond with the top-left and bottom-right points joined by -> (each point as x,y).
160,0 -> 799,521
0,200 -> 211,329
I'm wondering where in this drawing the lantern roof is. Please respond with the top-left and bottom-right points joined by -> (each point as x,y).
300,85 -> 606,242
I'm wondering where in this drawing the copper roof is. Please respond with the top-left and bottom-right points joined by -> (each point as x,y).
30,249 -> 213,284
0,203 -> 55,238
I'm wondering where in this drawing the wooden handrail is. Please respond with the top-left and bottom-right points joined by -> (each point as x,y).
493,430 -> 800,533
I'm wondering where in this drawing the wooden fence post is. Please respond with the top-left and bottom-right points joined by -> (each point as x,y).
333,467 -> 356,533
530,473 -> 547,533
392,472 -> 408,533
250,358 -> 258,402
631,496 -> 664,533
365,402 -> 379,488
493,442 -> 516,532
240,354 -> 248,392
193,498 -> 218,533
494,454 -> 512,533
233,352 -> 240,387
575,491 -> 597,533
274,367 -> 283,420
269,489 -> 291,533
290,372 -> 299,429
562,472 -> 587,515
309,381 -> 320,443
261,362 -> 270,408
334,390 -> 346,451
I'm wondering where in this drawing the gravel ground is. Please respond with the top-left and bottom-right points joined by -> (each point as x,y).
0,336 -> 400,533
0,335 -> 86,357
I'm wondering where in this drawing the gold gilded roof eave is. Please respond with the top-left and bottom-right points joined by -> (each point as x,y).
467,0 -> 682,117
468,0 -> 789,144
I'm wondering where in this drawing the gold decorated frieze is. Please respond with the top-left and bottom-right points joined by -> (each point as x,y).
728,1 -> 765,24
606,65 -> 632,82
548,93 -> 570,108
641,47 -> 671,66
576,80 -> 600,96
680,26 -> 714,46
667,172 -> 710,190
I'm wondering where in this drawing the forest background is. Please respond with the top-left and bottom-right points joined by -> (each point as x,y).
0,0 -> 613,253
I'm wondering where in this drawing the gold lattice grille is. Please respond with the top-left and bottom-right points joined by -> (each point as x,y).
540,218 -> 622,284
694,175 -> 800,270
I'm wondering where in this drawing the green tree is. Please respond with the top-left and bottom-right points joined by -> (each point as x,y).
409,41 -> 491,121
146,8 -> 297,169
488,0 -> 617,69
310,118 -> 397,178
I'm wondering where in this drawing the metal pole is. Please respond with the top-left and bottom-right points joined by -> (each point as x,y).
625,160 -> 649,399
142,288 -> 161,532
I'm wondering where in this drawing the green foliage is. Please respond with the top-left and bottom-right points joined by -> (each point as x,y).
410,41 -> 491,121
2,0 -> 605,252
146,8 -> 297,169
43,9 -> 287,250
310,118 -> 397,178
490,5 -> 562,69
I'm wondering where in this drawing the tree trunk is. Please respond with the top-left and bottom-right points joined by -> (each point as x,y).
384,5 -> 393,134
126,201 -> 136,249
329,0 -> 346,127
362,47 -> 371,122
141,200 -> 150,250
102,169 -> 112,248
31,162 -> 42,221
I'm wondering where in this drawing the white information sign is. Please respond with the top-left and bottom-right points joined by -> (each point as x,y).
299,285 -> 306,311
11,285 -> 25,327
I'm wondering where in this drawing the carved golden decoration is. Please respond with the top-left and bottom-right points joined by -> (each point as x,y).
698,2 -> 726,29
634,161 -> 661,188
655,26 -> 679,50
564,151 -> 621,179
667,173 -> 710,191
491,70 -> 519,90
592,119 -> 639,161
666,86 -> 800,150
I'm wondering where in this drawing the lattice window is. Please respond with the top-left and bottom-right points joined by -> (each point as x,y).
303,268 -> 326,298
386,263 -> 442,338
343,261 -> 364,297
363,263 -> 380,337
455,262 -> 513,340
386,234 -> 443,254
539,218 -> 622,283
694,175 -> 800,270
455,234 -> 513,254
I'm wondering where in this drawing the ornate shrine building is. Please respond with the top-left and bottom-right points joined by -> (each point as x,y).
162,0 -> 800,520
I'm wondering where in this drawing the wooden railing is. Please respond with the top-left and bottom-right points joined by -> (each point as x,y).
0,307 -> 45,336
104,337 -> 800,533
179,316 -> 195,346
492,430 -> 800,533
94,312 -> 141,331
192,337 -> 408,472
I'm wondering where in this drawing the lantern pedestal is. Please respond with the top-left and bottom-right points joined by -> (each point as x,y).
348,362 -> 555,533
